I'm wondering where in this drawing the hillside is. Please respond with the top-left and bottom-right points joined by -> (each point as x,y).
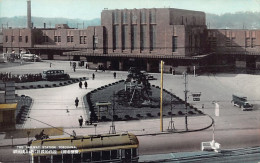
206,12 -> 260,29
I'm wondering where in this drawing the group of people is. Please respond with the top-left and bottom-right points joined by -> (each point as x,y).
0,72 -> 42,83
79,81 -> 88,89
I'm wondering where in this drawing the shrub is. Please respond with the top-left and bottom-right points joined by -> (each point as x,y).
113,115 -> 118,120
125,115 -> 130,119
147,113 -> 152,117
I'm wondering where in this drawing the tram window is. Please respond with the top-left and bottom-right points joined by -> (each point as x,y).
53,155 -> 62,162
40,156 -> 50,162
102,151 -> 110,160
83,152 -> 91,162
63,154 -> 72,163
92,151 -> 101,161
121,149 -> 125,158
33,156 -> 39,163
132,148 -> 137,157
111,150 -> 118,159
73,153 -> 81,162
125,149 -> 131,159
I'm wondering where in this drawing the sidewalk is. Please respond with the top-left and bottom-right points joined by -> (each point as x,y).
0,115 -> 213,147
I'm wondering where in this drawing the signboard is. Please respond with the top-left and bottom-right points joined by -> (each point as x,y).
193,98 -> 200,101
192,92 -> 201,101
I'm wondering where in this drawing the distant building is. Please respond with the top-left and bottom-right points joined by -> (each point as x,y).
2,5 -> 260,72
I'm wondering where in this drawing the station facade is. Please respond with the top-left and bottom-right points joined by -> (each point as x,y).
2,8 -> 260,72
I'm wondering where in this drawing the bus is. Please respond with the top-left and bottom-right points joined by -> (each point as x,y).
42,70 -> 70,81
29,133 -> 139,163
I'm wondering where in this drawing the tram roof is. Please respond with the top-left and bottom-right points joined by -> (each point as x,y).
30,133 -> 138,156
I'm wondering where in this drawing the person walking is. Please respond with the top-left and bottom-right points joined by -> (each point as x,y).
75,97 -> 79,108
84,81 -> 88,89
78,116 -> 83,128
79,81 -> 82,88
92,73 -> 95,80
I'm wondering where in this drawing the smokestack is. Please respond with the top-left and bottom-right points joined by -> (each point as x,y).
44,23 -> 46,28
27,0 -> 32,29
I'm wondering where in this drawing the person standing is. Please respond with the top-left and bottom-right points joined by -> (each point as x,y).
75,97 -> 79,108
113,72 -> 116,79
84,81 -> 88,89
78,116 -> 83,128
79,81 -> 82,88
92,73 -> 95,80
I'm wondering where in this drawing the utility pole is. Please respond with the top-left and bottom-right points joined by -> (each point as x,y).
109,92 -> 116,134
184,72 -> 188,131
160,60 -> 164,132
167,90 -> 175,131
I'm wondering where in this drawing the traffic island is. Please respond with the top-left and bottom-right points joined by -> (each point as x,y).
84,80 -> 204,123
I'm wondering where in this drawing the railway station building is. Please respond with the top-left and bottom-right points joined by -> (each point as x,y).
2,6 -> 260,72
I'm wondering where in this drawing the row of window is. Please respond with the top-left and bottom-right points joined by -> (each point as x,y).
5,36 -> 29,43
33,148 -> 137,163
44,36 -> 88,44
209,31 -> 257,39
209,38 -> 256,48
113,10 -> 156,24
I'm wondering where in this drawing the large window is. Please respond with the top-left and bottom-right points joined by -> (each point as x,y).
123,11 -> 128,24
131,25 -> 137,50
150,25 -> 156,51
141,10 -> 146,24
141,25 -> 146,50
54,36 -> 58,42
43,36 -> 48,42
149,10 -> 156,24
5,36 -> 8,42
122,25 -> 128,50
80,36 -> 87,44
172,36 -> 178,52
113,11 -> 119,24
113,25 -> 119,50
25,36 -> 28,43
19,36 -> 22,42
11,36 -> 14,42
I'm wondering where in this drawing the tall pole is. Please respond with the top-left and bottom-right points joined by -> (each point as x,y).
184,72 -> 188,131
160,60 -> 164,132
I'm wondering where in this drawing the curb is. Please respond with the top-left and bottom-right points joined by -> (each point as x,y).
0,115 -> 214,148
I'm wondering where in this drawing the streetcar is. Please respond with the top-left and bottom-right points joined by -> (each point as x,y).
29,133 -> 139,163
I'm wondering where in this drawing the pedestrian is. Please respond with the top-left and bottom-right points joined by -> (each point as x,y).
72,130 -> 76,137
113,72 -> 116,79
73,62 -> 76,72
84,81 -> 88,89
75,97 -> 79,108
50,63 -> 52,67
79,81 -> 82,88
92,73 -> 95,80
78,116 -> 83,128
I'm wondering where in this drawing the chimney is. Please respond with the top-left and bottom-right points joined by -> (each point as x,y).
44,23 -> 46,28
27,0 -> 32,29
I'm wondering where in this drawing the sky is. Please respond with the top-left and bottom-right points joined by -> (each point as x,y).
0,0 -> 260,20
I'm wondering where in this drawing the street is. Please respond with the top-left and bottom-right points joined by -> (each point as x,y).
0,61 -> 260,162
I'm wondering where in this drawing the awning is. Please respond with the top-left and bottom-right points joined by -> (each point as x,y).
63,51 -> 212,60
